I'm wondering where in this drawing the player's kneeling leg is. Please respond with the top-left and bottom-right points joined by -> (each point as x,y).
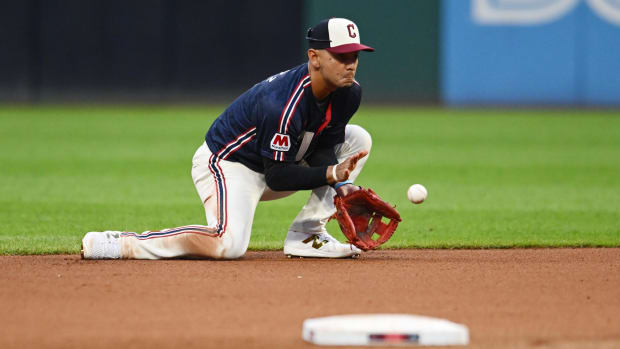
175,231 -> 248,260
116,227 -> 249,260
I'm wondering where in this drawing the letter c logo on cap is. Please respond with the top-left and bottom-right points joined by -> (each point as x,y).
347,24 -> 357,38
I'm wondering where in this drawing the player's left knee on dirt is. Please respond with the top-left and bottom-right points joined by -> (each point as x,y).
220,245 -> 247,259
172,233 -> 244,259
217,232 -> 250,259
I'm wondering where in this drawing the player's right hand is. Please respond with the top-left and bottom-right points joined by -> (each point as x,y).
329,150 -> 368,183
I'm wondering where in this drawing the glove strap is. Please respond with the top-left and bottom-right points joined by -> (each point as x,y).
334,180 -> 353,189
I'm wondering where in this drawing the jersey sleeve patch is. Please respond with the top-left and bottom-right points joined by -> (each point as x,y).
270,133 -> 291,151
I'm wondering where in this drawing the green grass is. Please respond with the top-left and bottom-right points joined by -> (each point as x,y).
1,105 -> 619,254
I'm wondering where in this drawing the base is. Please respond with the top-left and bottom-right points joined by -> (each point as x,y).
302,314 -> 469,346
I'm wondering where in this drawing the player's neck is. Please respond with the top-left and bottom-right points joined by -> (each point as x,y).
309,64 -> 335,100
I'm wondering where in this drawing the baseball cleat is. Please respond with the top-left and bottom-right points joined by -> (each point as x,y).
81,231 -> 122,259
283,230 -> 362,258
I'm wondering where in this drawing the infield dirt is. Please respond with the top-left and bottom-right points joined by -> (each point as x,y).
1,249 -> 619,348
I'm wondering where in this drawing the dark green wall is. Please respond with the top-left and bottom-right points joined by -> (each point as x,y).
0,0 -> 438,103
0,0 -> 304,102
304,0 -> 439,103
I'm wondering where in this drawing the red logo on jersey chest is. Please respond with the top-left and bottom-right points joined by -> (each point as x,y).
270,133 -> 291,151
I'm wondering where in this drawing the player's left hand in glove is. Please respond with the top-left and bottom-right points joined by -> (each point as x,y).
333,186 -> 402,251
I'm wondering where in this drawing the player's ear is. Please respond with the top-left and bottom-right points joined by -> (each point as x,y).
308,49 -> 320,69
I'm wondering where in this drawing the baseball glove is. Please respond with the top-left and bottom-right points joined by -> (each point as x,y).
333,187 -> 402,251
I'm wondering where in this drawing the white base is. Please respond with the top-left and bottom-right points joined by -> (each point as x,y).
302,314 -> 469,346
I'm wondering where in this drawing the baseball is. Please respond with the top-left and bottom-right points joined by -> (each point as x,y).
407,184 -> 427,204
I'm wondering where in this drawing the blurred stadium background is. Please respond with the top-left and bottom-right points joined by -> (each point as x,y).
1,0 -> 619,253
1,0 -> 619,105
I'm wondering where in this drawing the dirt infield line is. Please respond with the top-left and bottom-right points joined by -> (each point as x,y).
1,249 -> 619,348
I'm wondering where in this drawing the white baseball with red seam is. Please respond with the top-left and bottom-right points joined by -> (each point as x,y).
407,184 -> 427,204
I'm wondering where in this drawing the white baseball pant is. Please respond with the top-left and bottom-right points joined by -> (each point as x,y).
120,124 -> 371,259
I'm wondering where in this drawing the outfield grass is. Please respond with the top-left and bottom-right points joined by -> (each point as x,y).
1,105 -> 619,254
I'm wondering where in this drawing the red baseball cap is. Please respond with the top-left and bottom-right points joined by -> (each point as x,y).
306,18 -> 375,53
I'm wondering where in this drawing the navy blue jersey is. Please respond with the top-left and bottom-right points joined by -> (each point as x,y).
205,63 -> 362,173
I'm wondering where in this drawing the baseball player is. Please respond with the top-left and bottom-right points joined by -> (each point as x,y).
82,17 -> 375,259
